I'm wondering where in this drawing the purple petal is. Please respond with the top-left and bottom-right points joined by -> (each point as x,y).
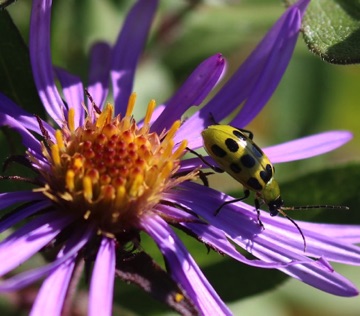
87,42 -> 111,110
170,182 -> 359,296
0,113 -> 43,154
0,211 -> 74,276
151,54 -> 225,133
252,239 -> 359,296
149,104 -> 165,125
158,202 -> 308,268
237,225 -> 358,296
0,191 -> 45,209
232,210 -> 360,266
277,261 -> 358,296
155,204 -> 198,222
141,215 -> 232,316
285,226 -> 360,265
179,221 -> 311,268
30,0 -> 65,123
0,93 -> 55,137
175,0 -> 310,149
30,256 -> 76,316
263,131 -> 353,163
89,237 -> 116,316
55,67 -> 85,127
0,223 -> 94,291
179,155 -> 217,174
230,0 -> 309,127
299,222 -> 360,244
0,200 -> 52,234
111,0 -> 158,114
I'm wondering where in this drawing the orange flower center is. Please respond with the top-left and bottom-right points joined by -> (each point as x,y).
33,93 -> 195,235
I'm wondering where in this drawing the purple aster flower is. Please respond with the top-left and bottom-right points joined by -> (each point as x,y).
0,0 -> 359,315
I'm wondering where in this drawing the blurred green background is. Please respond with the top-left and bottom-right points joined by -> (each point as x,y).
2,0 -> 360,315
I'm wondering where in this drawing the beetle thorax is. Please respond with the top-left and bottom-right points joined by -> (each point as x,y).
261,178 -> 281,207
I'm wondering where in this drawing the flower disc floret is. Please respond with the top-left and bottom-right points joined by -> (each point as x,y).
35,93 -> 191,234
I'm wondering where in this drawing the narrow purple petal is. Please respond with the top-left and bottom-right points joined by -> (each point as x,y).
0,200 -> 52,234
55,67 -> 85,127
278,261 -> 358,296
0,223 -> 94,291
141,215 -> 232,316
149,104 -> 165,125
155,204 -> 198,222
28,147 -> 52,173
249,238 -> 359,296
299,222 -> 360,244
230,0 -> 309,127
179,221 -> 310,268
175,0 -> 310,149
111,0 -> 158,114
260,217 -> 360,264
30,0 -> 65,123
0,211 -> 74,276
151,54 -> 226,133
0,93 -> 55,137
87,42 -> 111,110
30,256 -> 76,316
171,182 -> 360,296
233,223 -> 358,296
89,237 -> 116,316
159,202 -> 308,268
264,131 -> 353,163
173,183 -> 357,266
0,191 -> 45,209
179,155 -> 216,173
0,113 -> 43,154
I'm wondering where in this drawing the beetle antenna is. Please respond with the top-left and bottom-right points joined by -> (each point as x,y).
278,209 -> 306,252
282,205 -> 349,211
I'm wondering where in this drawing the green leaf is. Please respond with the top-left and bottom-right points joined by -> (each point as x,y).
287,0 -> 360,64
159,3 -> 283,82
0,10 -> 43,114
0,0 -> 16,10
280,163 -> 360,224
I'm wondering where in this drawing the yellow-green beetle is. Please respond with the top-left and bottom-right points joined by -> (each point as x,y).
202,124 -> 283,216
189,124 -> 348,251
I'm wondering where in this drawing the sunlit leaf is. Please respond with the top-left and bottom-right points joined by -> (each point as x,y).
287,0 -> 360,64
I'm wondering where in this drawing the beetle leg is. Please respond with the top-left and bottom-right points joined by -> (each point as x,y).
214,189 -> 250,216
186,147 -> 224,173
254,198 -> 265,229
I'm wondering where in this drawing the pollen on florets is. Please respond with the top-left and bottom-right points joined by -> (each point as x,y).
33,93 -> 196,235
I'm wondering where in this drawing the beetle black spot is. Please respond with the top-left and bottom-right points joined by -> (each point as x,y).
247,177 -> 262,191
252,143 -> 263,158
260,170 -> 271,183
232,129 -> 247,141
266,164 -> 273,177
259,164 -> 273,183
225,138 -> 239,152
240,154 -> 256,168
211,144 -> 227,158
230,163 -> 242,173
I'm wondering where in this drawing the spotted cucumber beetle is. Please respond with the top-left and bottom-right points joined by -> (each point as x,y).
188,124 -> 349,251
